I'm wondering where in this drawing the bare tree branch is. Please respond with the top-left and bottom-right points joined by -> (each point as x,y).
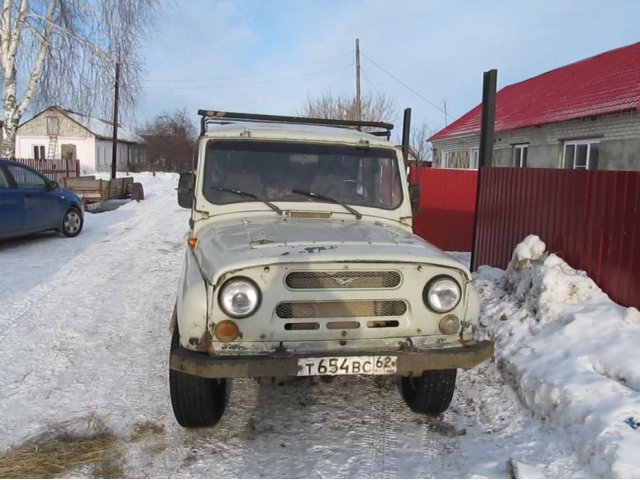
0,0 -> 157,157
409,123 -> 434,164
299,91 -> 396,124
137,108 -> 197,172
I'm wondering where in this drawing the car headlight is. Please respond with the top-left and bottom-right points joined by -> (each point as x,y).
219,277 -> 261,318
423,276 -> 461,313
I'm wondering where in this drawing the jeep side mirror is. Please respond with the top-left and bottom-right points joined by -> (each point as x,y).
178,172 -> 195,209
409,184 -> 420,215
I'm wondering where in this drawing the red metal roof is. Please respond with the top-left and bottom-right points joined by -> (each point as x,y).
430,42 -> 640,141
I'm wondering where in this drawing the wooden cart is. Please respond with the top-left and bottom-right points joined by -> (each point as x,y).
60,176 -> 144,204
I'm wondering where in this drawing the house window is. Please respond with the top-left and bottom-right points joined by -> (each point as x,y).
441,150 -> 471,169
46,116 -> 59,136
441,151 -> 452,168
33,145 -> 46,160
513,144 -> 528,167
563,139 -> 599,169
470,148 -> 479,169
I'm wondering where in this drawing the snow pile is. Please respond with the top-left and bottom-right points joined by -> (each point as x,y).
475,235 -> 640,478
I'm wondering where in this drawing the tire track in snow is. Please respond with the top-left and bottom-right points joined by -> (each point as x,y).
0,174 -> 589,477
0,175 -> 189,449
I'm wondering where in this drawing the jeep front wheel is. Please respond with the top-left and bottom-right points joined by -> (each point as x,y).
399,369 -> 457,415
169,330 -> 229,428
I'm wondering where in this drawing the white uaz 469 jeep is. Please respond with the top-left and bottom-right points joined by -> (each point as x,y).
170,110 -> 493,428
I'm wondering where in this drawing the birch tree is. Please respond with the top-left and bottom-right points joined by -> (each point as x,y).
0,0 -> 156,157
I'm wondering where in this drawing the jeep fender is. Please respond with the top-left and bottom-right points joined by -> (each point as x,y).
175,249 -> 209,349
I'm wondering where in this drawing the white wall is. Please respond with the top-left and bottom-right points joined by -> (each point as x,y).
95,139 -> 133,172
15,135 -> 96,173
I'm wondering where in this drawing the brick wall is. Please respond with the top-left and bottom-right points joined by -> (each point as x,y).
431,111 -> 640,170
18,108 -> 91,138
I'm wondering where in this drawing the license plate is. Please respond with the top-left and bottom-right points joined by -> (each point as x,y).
297,355 -> 397,376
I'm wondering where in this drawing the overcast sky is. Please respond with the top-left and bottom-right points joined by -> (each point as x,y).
139,0 -> 640,139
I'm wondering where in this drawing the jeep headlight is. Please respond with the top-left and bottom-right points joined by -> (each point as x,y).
219,277 -> 261,318
424,276 -> 461,313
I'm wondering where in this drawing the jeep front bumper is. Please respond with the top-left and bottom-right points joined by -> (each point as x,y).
169,340 -> 494,378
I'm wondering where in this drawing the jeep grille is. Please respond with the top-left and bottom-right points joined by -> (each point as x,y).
275,300 -> 407,319
285,271 -> 401,290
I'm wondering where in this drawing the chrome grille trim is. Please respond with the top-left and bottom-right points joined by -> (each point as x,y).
285,271 -> 401,290
275,300 -> 407,319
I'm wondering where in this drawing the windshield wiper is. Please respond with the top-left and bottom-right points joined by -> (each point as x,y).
211,186 -> 282,215
292,189 -> 362,220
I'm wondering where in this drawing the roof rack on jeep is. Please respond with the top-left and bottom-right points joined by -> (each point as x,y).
197,109 -> 394,139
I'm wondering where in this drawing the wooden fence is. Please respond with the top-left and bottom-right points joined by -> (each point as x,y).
11,158 -> 80,181
472,167 -> 640,309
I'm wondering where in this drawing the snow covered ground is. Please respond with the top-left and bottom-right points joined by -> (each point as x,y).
0,173 -> 634,477
475,235 -> 640,478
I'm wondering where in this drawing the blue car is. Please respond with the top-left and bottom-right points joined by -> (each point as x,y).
0,159 -> 84,241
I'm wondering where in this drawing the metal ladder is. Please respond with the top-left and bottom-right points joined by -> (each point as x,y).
47,136 -> 58,159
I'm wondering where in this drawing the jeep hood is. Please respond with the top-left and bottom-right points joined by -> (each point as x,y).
193,216 -> 469,285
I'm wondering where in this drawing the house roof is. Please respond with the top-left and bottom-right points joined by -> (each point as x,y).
62,108 -> 144,144
21,106 -> 144,144
430,42 -> 640,142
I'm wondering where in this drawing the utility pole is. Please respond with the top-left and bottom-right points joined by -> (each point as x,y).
110,62 -> 120,180
443,100 -> 448,126
355,38 -> 361,123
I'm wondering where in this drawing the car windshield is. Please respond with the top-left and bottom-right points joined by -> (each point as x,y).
202,140 -> 403,209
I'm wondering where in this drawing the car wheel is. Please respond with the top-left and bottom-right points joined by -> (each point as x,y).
169,328 -> 229,428
399,369 -> 457,415
61,207 -> 83,237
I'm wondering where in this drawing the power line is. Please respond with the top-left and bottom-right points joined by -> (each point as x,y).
361,70 -> 383,97
361,52 -> 453,120
142,63 -> 353,90
144,52 -> 353,84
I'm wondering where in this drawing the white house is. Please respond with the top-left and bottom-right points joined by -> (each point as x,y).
16,106 -> 145,173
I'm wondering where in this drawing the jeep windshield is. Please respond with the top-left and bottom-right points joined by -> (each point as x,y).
202,140 -> 403,210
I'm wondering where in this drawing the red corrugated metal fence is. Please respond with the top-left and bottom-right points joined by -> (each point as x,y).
473,167 -> 640,309
410,168 -> 478,251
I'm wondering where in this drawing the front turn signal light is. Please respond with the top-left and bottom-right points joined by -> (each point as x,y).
439,315 -> 461,335
187,237 -> 197,250
215,320 -> 239,342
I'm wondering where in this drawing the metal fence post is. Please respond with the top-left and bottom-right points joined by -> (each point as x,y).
471,69 -> 497,271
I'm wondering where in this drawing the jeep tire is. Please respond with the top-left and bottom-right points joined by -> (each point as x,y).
399,369 -> 457,415
169,329 -> 229,428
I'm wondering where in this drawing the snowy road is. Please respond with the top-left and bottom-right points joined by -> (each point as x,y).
0,174 -> 585,478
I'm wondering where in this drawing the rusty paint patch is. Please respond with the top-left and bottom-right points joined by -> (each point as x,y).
301,245 -> 338,254
189,329 -> 212,352
398,337 -> 416,351
220,343 -> 247,351
250,238 -> 273,246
